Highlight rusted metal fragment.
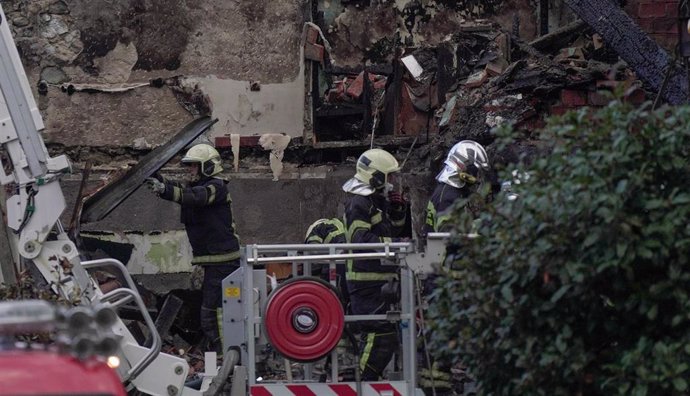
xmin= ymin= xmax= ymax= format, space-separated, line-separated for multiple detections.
xmin=564 ymin=0 xmax=688 ymax=104
xmin=80 ymin=116 xmax=217 ymax=223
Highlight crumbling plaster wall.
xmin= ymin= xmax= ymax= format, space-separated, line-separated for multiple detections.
xmin=1 ymin=0 xmax=308 ymax=147
xmin=320 ymin=0 xmax=538 ymax=66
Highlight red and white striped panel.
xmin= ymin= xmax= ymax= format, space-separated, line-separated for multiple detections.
xmin=250 ymin=381 xmax=409 ymax=396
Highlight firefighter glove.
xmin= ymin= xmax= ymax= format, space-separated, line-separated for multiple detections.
xmin=146 ymin=177 xmax=165 ymax=195
xmin=388 ymin=191 xmax=408 ymax=208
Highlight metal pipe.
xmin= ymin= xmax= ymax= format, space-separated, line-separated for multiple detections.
xmin=99 ymin=287 xmax=160 ymax=382
xmin=426 ymin=232 xmax=451 ymax=239
xmin=248 ymin=252 xmax=398 ymax=264
xmin=247 ymin=242 xmax=413 ymax=252
xmin=81 ymin=258 xmax=161 ymax=382
xmin=252 ymin=313 xmax=412 ymax=324
xmin=416 ymin=274 xmax=436 ymax=396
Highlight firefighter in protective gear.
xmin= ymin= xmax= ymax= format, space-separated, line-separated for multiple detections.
xmin=304 ymin=218 xmax=349 ymax=304
xmin=423 ymin=140 xmax=490 ymax=234
xmin=342 ymin=148 xmax=409 ymax=381
xmin=420 ymin=140 xmax=490 ymax=395
xmin=146 ymin=143 xmax=240 ymax=355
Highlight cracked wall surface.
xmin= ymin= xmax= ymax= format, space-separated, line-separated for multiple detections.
xmin=0 ymin=0 xmax=534 ymax=279
xmin=1 ymin=0 xmax=308 ymax=148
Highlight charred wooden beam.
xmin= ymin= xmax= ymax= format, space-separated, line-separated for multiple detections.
xmin=530 ymin=20 xmax=588 ymax=51
xmin=539 ymin=0 xmax=549 ymax=36
xmin=564 ymin=0 xmax=688 ymax=104
xmin=361 ymin=69 xmax=373 ymax=136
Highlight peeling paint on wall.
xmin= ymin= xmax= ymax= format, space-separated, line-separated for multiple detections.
xmin=5 ymin=0 xmax=307 ymax=149
xmin=81 ymin=230 xmax=193 ymax=274
xmin=259 ymin=133 xmax=292 ymax=181
xmin=230 ymin=134 xmax=240 ymax=171
xmin=145 ymin=239 xmax=182 ymax=274
xmin=178 ymin=71 xmax=305 ymax=139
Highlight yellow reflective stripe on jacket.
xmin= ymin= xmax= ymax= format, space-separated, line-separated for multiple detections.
xmin=207 ymin=184 xmax=217 ymax=204
xmin=173 ymin=185 xmax=182 ymax=202
xmin=419 ymin=378 xmax=452 ymax=389
xmin=420 ymin=367 xmax=451 ymax=381
xmin=436 ymin=213 xmax=451 ymax=232
xmin=323 ymin=229 xmax=342 ymax=244
xmin=307 ymin=235 xmax=324 ymax=244
xmin=191 ymin=250 xmax=241 ymax=264
xmin=347 ymin=219 xmax=371 ymax=241
xmin=327 ymin=218 xmax=346 ymax=234
xmin=371 ymin=211 xmax=383 ymax=225
xmin=425 ymin=200 xmax=436 ymax=230
xmin=420 ymin=365 xmax=452 ymax=389
xmin=216 ymin=307 xmax=223 ymax=352
xmin=360 ymin=333 xmax=376 ymax=372
xmin=346 ymin=271 xmax=398 ymax=281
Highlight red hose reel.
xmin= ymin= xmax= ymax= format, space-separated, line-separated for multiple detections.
xmin=263 ymin=277 xmax=345 ymax=362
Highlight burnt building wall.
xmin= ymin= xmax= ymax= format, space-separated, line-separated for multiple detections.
xmin=1 ymin=0 xmax=309 ymax=148
xmin=320 ymin=0 xmax=538 ymax=66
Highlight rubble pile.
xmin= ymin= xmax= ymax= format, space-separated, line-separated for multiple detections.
xmin=391 ymin=21 xmax=648 ymax=173
xmin=307 ymin=14 xmax=648 ymax=175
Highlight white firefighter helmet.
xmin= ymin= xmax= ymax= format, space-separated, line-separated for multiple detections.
xmin=343 ymin=148 xmax=400 ymax=195
xmin=182 ymin=144 xmax=223 ymax=177
xmin=436 ymin=140 xmax=490 ymax=188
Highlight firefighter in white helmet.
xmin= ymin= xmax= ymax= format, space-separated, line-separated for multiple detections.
xmin=342 ymin=148 xmax=409 ymax=381
xmin=146 ymin=143 xmax=240 ymax=356
xmin=420 ymin=140 xmax=490 ymax=394
xmin=423 ymin=140 xmax=490 ymax=234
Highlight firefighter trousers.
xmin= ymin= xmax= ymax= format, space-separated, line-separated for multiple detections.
xmin=350 ymin=289 xmax=399 ymax=380
xmin=200 ymin=261 xmax=239 ymax=355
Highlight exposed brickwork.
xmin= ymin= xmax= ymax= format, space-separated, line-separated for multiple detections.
xmin=560 ymin=89 xmax=588 ymax=107
xmin=639 ymin=2 xmax=670 ymax=18
xmin=587 ymin=91 xmax=611 ymax=107
xmin=627 ymin=0 xmax=680 ymax=51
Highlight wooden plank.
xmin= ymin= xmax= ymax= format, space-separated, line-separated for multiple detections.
xmin=144 ymin=293 xmax=183 ymax=348
xmin=564 ymin=0 xmax=688 ymax=104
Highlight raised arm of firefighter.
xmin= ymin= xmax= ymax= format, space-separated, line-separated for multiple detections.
xmin=146 ymin=143 xmax=240 ymax=356
xmin=341 ymin=148 xmax=406 ymax=381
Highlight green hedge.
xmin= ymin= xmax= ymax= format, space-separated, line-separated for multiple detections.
xmin=427 ymin=101 xmax=690 ymax=395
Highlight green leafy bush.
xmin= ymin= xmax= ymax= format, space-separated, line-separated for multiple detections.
xmin=427 ymin=101 xmax=690 ymax=395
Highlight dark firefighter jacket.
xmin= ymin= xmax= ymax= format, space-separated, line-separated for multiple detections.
xmin=305 ymin=218 xmax=349 ymax=302
xmin=159 ymin=176 xmax=240 ymax=265
xmin=423 ymin=182 xmax=470 ymax=234
xmin=305 ymin=218 xmax=347 ymax=244
xmin=344 ymin=193 xmax=406 ymax=294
